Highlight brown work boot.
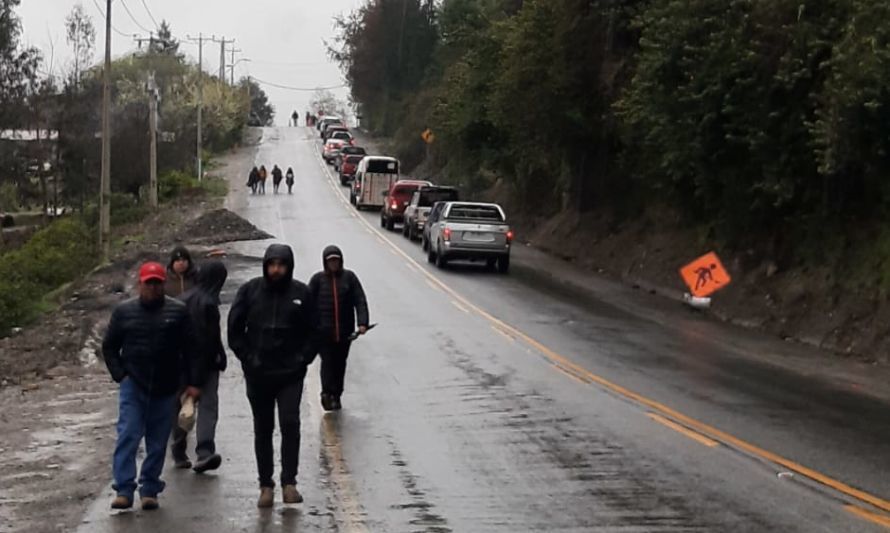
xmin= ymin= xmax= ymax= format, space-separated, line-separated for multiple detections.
xmin=110 ymin=495 xmax=132 ymax=510
xmin=257 ymin=487 xmax=274 ymax=508
xmin=141 ymin=496 xmax=159 ymax=511
xmin=282 ymin=484 xmax=303 ymax=504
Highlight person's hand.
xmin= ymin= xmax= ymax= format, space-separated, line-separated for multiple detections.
xmin=185 ymin=386 xmax=202 ymax=399
xmin=358 ymin=325 xmax=368 ymax=335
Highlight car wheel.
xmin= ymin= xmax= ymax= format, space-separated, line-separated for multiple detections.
xmin=486 ymin=258 xmax=497 ymax=271
xmin=380 ymin=214 xmax=386 ymax=228
xmin=408 ymin=224 xmax=416 ymax=241
xmin=497 ymin=255 xmax=510 ymax=274
xmin=386 ymin=217 xmax=395 ymax=231
xmin=402 ymin=221 xmax=410 ymax=237
xmin=435 ymin=243 xmax=448 ymax=269
xmin=427 ymin=246 xmax=435 ymax=264
xmin=422 ymin=235 xmax=429 ymax=252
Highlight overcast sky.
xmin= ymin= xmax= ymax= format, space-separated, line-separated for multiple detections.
xmin=17 ymin=0 xmax=364 ymax=125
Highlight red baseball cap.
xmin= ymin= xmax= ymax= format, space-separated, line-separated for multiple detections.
xmin=139 ymin=262 xmax=167 ymax=283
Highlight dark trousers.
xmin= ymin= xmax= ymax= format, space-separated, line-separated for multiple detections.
xmin=320 ymin=340 xmax=352 ymax=398
xmin=246 ymin=370 xmax=306 ymax=488
xmin=171 ymin=370 xmax=220 ymax=461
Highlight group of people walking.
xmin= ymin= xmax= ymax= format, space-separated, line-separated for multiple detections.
xmin=102 ymin=243 xmax=369 ymax=511
xmin=247 ymin=165 xmax=295 ymax=195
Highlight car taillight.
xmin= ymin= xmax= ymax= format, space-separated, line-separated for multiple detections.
xmin=443 ymin=227 xmax=452 ymax=241
xmin=391 ymin=202 xmax=398 ymax=210
xmin=506 ymin=230 xmax=514 ymax=243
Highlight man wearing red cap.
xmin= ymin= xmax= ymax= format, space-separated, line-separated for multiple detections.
xmin=102 ymin=261 xmax=201 ymax=511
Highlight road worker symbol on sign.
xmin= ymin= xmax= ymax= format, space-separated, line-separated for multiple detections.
xmin=421 ymin=128 xmax=435 ymax=144
xmin=680 ymin=252 xmax=731 ymax=298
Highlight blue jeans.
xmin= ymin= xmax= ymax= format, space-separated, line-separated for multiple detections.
xmin=112 ymin=378 xmax=177 ymax=499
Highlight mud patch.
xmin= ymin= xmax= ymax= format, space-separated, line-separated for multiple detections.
xmin=174 ymin=209 xmax=273 ymax=245
xmin=0 ymin=365 xmax=114 ymax=533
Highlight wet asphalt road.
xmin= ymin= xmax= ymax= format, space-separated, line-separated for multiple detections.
xmin=77 ymin=127 xmax=889 ymax=532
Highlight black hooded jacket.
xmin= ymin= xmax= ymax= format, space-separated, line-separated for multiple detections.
xmin=102 ymin=295 xmax=199 ymax=396
xmin=227 ymin=244 xmax=317 ymax=378
xmin=165 ymin=246 xmax=198 ymax=299
xmin=181 ymin=261 xmax=228 ymax=380
xmin=308 ymin=245 xmax=369 ymax=343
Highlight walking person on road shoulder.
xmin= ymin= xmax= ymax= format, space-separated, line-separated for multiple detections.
xmin=285 ymin=167 xmax=295 ymax=195
xmin=259 ymin=166 xmax=268 ymax=195
xmin=165 ymin=246 xmax=197 ymax=299
xmin=272 ymin=165 xmax=283 ymax=194
xmin=248 ymin=166 xmax=259 ymax=195
xmin=170 ymin=261 xmax=228 ymax=473
xmin=102 ymin=262 xmax=201 ymax=511
xmin=227 ymin=244 xmax=317 ymax=508
xmin=308 ymin=245 xmax=369 ymax=411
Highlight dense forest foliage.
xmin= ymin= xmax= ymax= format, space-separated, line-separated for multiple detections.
xmin=331 ymin=0 xmax=890 ymax=255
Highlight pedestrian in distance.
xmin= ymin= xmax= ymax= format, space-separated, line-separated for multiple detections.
xmin=170 ymin=261 xmax=228 ymax=473
xmin=165 ymin=246 xmax=198 ymax=299
xmin=248 ymin=166 xmax=259 ymax=195
xmin=291 ymin=110 xmax=299 ymax=127
xmin=102 ymin=262 xmax=202 ymax=511
xmin=259 ymin=165 xmax=268 ymax=195
xmin=285 ymin=167 xmax=295 ymax=195
xmin=272 ymin=165 xmax=283 ymax=195
xmin=308 ymin=245 xmax=369 ymax=412
xmin=227 ymin=244 xmax=317 ymax=508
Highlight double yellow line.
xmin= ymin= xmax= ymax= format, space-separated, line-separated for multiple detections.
xmin=313 ymin=140 xmax=890 ymax=528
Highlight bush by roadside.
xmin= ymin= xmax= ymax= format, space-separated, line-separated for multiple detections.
xmin=0 ymin=217 xmax=96 ymax=334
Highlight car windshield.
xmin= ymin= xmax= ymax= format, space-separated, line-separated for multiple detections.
xmin=447 ymin=205 xmax=504 ymax=222
xmin=366 ymin=159 xmax=398 ymax=174
xmin=342 ymin=147 xmax=367 ymax=155
xmin=345 ymin=155 xmax=364 ymax=164
xmin=419 ymin=189 xmax=459 ymax=207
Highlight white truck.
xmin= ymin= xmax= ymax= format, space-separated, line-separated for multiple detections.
xmin=351 ymin=156 xmax=400 ymax=210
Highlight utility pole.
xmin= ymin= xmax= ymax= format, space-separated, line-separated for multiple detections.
xmin=99 ymin=0 xmax=112 ymax=260
xmin=148 ymin=72 xmax=159 ymax=209
xmin=186 ymin=33 xmax=205 ymax=181
xmin=229 ymin=47 xmax=242 ymax=85
xmin=208 ymin=36 xmax=235 ymax=83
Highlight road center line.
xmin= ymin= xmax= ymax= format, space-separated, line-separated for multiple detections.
xmin=648 ymin=413 xmax=719 ymax=448
xmin=845 ymin=505 xmax=890 ymax=529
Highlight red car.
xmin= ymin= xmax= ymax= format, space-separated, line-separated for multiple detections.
xmin=380 ymin=179 xmax=433 ymax=231
xmin=339 ymin=154 xmax=365 ymax=185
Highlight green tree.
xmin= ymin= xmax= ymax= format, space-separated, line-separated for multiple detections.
xmin=65 ymin=3 xmax=95 ymax=86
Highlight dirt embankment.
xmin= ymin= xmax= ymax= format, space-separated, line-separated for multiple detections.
xmin=514 ymin=207 xmax=890 ymax=365
xmin=0 ymin=129 xmax=266 ymax=533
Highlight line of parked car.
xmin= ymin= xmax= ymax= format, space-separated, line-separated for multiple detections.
xmin=317 ymin=116 xmax=513 ymax=274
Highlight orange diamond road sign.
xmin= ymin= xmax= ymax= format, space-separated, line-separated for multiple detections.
xmin=421 ymin=128 xmax=435 ymax=144
xmin=680 ymin=252 xmax=731 ymax=298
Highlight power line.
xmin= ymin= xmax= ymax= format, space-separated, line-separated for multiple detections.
xmin=90 ymin=0 xmax=132 ymax=37
xmin=251 ymin=77 xmax=347 ymax=92
xmin=140 ymin=0 xmax=160 ymax=29
xmin=119 ymin=0 xmax=153 ymax=34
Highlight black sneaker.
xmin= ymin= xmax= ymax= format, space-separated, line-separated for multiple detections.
xmin=331 ymin=397 xmax=342 ymax=411
xmin=320 ymin=394 xmax=333 ymax=412
xmin=173 ymin=457 xmax=192 ymax=469
xmin=193 ymin=454 xmax=222 ymax=473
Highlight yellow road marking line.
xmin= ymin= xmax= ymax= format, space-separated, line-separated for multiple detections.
xmin=425 ymin=279 xmax=442 ymax=293
xmin=320 ymin=417 xmax=371 ymax=533
xmin=451 ymin=300 xmax=470 ymax=314
xmin=317 ymin=138 xmax=890 ymax=514
xmin=553 ymin=364 xmax=586 ymax=385
xmin=491 ymin=325 xmax=516 ymax=343
xmin=845 ymin=505 xmax=890 ymax=529
xmin=648 ymin=413 xmax=719 ymax=448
